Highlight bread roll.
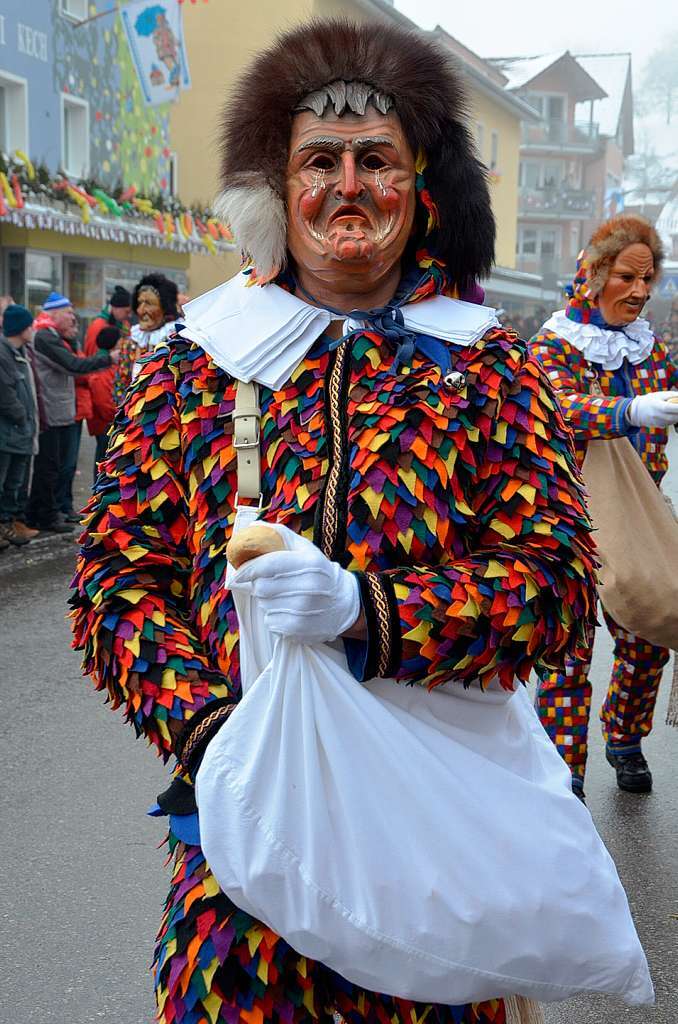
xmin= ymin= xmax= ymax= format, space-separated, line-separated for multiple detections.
xmin=227 ymin=524 xmax=285 ymax=568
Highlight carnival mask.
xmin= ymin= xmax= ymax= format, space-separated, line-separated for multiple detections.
xmin=597 ymin=243 xmax=655 ymax=326
xmin=136 ymin=287 xmax=165 ymax=332
xmin=286 ymin=109 xmax=416 ymax=289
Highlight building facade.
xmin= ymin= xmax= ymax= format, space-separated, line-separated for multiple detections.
xmin=0 ymin=0 xmax=231 ymax=319
xmin=489 ymin=51 xmax=634 ymax=292
xmin=170 ymin=1 xmax=542 ymax=310
xmin=1 ymin=0 xmax=535 ymax=315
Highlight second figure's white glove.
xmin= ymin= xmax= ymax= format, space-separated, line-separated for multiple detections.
xmin=627 ymin=391 xmax=678 ymax=428
xmin=232 ymin=542 xmax=360 ymax=643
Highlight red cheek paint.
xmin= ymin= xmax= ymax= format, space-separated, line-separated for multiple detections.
xmin=299 ymin=187 xmax=326 ymax=220
xmin=372 ymin=185 xmax=401 ymax=212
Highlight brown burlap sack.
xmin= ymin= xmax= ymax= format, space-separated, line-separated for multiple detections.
xmin=582 ymin=436 xmax=678 ymax=651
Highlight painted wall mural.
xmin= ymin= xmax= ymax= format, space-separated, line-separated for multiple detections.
xmin=51 ymin=1 xmax=173 ymax=193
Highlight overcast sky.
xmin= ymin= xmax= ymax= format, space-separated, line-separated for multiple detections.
xmin=394 ymin=0 xmax=675 ymax=82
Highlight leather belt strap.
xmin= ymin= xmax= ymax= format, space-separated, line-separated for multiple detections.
xmin=233 ymin=380 xmax=261 ymax=502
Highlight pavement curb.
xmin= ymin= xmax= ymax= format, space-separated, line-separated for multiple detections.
xmin=0 ymin=530 xmax=80 ymax=575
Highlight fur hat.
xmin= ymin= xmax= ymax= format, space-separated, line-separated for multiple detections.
xmin=585 ymin=214 xmax=663 ymax=296
xmin=216 ymin=18 xmax=495 ymax=290
xmin=132 ymin=273 xmax=179 ymax=319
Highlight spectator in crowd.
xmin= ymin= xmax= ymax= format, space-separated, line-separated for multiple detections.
xmin=85 ymin=286 xmax=132 ymax=353
xmin=0 ymin=304 xmax=39 ymax=549
xmin=27 ymin=292 xmax=118 ymax=533
xmin=84 ymin=325 xmax=124 ymax=479
xmin=84 ymin=286 xmax=135 ymax=478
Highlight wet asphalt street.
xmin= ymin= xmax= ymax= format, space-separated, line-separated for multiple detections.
xmin=1 ymin=435 xmax=676 ymax=1024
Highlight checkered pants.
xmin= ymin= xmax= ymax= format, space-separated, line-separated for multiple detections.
xmin=536 ymin=610 xmax=670 ymax=782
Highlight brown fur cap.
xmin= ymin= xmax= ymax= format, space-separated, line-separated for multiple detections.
xmin=216 ymin=19 xmax=495 ymax=287
xmin=586 ymin=214 xmax=663 ymax=296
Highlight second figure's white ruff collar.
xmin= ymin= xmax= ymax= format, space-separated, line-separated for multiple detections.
xmin=131 ymin=320 xmax=177 ymax=351
xmin=181 ymin=272 xmax=500 ymax=389
xmin=541 ymin=309 xmax=655 ymax=371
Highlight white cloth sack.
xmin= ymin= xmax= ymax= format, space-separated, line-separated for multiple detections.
xmin=196 ymin=519 xmax=653 ymax=1007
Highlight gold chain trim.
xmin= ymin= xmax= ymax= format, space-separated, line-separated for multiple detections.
xmin=321 ymin=342 xmax=348 ymax=558
xmin=181 ymin=704 xmax=233 ymax=764
xmin=366 ymin=572 xmax=392 ymax=678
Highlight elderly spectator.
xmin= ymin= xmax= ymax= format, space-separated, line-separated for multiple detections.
xmin=26 ymin=292 xmax=118 ymax=533
xmin=0 ymin=304 xmax=38 ymax=548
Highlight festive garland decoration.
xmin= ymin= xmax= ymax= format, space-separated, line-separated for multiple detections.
xmin=0 ymin=149 xmax=234 ymax=250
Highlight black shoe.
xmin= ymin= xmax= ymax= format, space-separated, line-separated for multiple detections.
xmin=61 ymin=511 xmax=81 ymax=524
xmin=42 ymin=521 xmax=75 ymax=534
xmin=606 ymin=747 xmax=653 ymax=793
xmin=0 ymin=534 xmax=10 ymax=551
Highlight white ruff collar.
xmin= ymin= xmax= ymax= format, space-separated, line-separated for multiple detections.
xmin=131 ymin=320 xmax=176 ymax=350
xmin=542 ymin=309 xmax=655 ymax=370
xmin=180 ymin=272 xmax=500 ymax=389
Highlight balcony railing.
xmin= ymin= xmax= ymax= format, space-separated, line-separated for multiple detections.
xmin=521 ymin=120 xmax=600 ymax=149
xmin=515 ymin=254 xmax=577 ymax=283
xmin=519 ymin=186 xmax=597 ymax=218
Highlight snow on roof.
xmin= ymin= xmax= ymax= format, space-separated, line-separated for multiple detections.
xmin=574 ymin=53 xmax=630 ymax=137
xmin=488 ymin=53 xmax=564 ymax=92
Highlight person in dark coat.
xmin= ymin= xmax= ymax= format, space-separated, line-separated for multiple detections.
xmin=0 ymin=304 xmax=38 ymax=547
xmin=27 ymin=292 xmax=119 ymax=532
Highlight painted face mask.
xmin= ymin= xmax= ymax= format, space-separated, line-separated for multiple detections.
xmin=136 ymin=288 xmax=165 ymax=332
xmin=286 ymin=109 xmax=417 ymax=287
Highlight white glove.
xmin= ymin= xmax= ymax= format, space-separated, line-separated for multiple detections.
xmin=626 ymin=391 xmax=678 ymax=428
xmin=232 ymin=542 xmax=360 ymax=643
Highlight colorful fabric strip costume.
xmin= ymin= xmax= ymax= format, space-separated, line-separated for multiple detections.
xmin=71 ymin=20 xmax=599 ymax=1024
xmin=530 ymin=242 xmax=677 ymax=785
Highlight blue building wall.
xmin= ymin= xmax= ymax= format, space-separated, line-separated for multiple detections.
xmin=0 ymin=0 xmax=60 ymax=166
xmin=0 ymin=0 xmax=172 ymax=192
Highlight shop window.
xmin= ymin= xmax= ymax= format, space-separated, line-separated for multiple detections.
xmin=62 ymin=94 xmax=90 ymax=178
xmin=67 ymin=259 xmax=104 ymax=318
xmin=60 ymin=0 xmax=88 ymax=20
xmin=0 ymin=71 xmax=28 ymax=154
xmin=7 ymin=251 xmax=26 ymax=306
xmin=28 ymin=252 xmax=62 ymax=313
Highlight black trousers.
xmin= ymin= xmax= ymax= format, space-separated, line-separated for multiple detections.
xmin=0 ymin=451 xmax=31 ymax=522
xmin=55 ymin=419 xmax=82 ymax=514
xmin=27 ymin=425 xmax=71 ymax=528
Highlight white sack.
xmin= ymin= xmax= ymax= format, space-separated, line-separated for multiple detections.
xmin=196 ymin=520 xmax=653 ymax=1008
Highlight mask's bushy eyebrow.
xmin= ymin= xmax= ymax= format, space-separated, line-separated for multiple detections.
xmin=351 ymin=136 xmax=395 ymax=151
xmin=295 ymin=135 xmax=397 ymax=157
xmin=296 ymin=137 xmax=346 ymax=155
